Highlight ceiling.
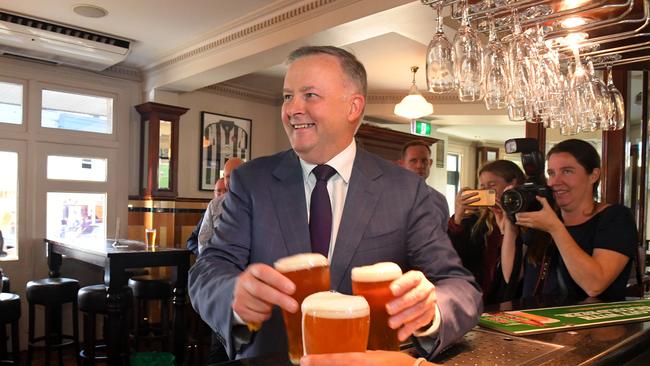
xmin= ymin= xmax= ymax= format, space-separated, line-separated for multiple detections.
xmin=0 ymin=0 xmax=522 ymax=143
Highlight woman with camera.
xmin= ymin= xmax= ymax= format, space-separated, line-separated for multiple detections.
xmin=502 ymin=139 xmax=637 ymax=300
xmin=448 ymin=160 xmax=525 ymax=304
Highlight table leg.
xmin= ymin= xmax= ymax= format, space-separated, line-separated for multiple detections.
xmin=106 ymin=283 xmax=129 ymax=365
xmin=172 ymin=258 xmax=189 ymax=364
xmin=46 ymin=240 xmax=62 ymax=278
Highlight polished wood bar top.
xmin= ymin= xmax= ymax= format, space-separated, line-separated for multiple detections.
xmin=212 ymin=295 xmax=650 ymax=366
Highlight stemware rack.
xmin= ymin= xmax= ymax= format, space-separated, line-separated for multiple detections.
xmin=421 ymin=0 xmax=650 ymax=68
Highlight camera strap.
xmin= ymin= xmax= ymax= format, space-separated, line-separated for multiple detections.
xmin=533 ymin=247 xmax=551 ymax=296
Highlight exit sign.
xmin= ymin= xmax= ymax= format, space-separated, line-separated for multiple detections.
xmin=411 ymin=120 xmax=431 ymax=136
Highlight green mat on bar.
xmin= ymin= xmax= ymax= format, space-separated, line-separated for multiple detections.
xmin=130 ymin=352 xmax=175 ymax=366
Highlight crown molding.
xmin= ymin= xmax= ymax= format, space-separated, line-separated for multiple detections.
xmin=368 ymin=92 xmax=468 ymax=104
xmin=102 ymin=64 xmax=143 ymax=81
xmin=149 ymin=0 xmax=343 ymax=72
xmin=200 ymin=82 xmax=281 ymax=106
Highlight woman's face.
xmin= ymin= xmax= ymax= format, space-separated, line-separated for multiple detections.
xmin=479 ymin=171 xmax=512 ymax=201
xmin=547 ymin=152 xmax=599 ymax=211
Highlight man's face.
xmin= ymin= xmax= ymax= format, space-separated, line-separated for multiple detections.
xmin=214 ymin=179 xmax=226 ymax=198
xmin=281 ymin=54 xmax=365 ymax=164
xmin=400 ymin=145 xmax=432 ymax=179
xmin=223 ymin=158 xmax=243 ymax=191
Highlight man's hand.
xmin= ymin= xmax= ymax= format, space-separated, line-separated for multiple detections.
xmin=386 ymin=271 xmax=437 ymax=341
xmin=232 ymin=263 xmax=298 ymax=324
xmin=301 ymin=350 xmax=436 ymax=366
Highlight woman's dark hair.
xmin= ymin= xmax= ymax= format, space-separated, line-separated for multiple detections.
xmin=546 ymin=139 xmax=601 ymax=198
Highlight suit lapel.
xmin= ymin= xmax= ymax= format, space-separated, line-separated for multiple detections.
xmin=330 ymin=149 xmax=383 ymax=290
xmin=269 ymin=151 xmax=311 ymax=256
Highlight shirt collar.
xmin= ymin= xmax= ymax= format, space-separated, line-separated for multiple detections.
xmin=299 ymin=140 xmax=356 ymax=184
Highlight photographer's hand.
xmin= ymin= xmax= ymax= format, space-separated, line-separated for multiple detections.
xmin=453 ymin=187 xmax=479 ymax=225
xmin=514 ymin=196 xmax=563 ymax=234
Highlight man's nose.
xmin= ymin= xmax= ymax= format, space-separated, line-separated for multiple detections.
xmin=283 ymin=97 xmax=304 ymax=116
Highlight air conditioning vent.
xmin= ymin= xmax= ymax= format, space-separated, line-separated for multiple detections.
xmin=0 ymin=10 xmax=131 ymax=71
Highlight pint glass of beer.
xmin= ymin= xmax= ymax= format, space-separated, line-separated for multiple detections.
xmin=274 ymin=253 xmax=330 ymax=364
xmin=302 ymin=291 xmax=369 ymax=355
xmin=351 ymin=262 xmax=403 ymax=351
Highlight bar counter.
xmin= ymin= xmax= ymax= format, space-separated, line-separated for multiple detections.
xmin=213 ymin=295 xmax=650 ymax=366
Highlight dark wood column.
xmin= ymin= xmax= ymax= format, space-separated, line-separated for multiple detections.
xmin=601 ymin=68 xmax=629 ymax=205
xmin=135 ymin=102 xmax=189 ymax=199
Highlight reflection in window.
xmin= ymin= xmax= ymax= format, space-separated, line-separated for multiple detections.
xmin=47 ymin=156 xmax=107 ymax=182
xmin=46 ymin=192 xmax=106 ymax=242
xmin=158 ymin=120 xmax=171 ymax=190
xmin=0 ymin=151 xmax=18 ymax=260
xmin=0 ymin=82 xmax=23 ymax=125
xmin=41 ymin=89 xmax=113 ymax=134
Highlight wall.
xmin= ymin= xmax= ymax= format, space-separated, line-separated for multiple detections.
xmin=130 ymin=89 xmax=286 ymax=199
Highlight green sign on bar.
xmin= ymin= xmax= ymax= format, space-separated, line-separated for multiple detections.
xmin=413 ymin=120 xmax=431 ymax=136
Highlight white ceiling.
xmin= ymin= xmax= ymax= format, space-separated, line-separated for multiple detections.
xmin=0 ymin=0 xmax=522 ymax=144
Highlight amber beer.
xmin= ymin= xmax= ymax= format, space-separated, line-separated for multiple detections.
xmin=145 ymin=228 xmax=156 ymax=247
xmin=302 ymin=291 xmax=369 ymax=355
xmin=351 ymin=262 xmax=403 ymax=351
xmin=274 ymin=253 xmax=330 ymax=364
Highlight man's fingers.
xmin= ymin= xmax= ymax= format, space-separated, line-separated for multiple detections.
xmin=397 ymin=307 xmax=437 ymax=341
xmin=389 ymin=271 xmax=422 ymax=299
xmin=249 ymin=264 xmax=296 ymax=294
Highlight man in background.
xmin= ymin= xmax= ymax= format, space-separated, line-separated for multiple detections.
xmin=186 ymin=177 xmax=226 ymax=255
xmin=197 ymin=158 xmax=243 ymax=254
xmin=399 ymin=140 xmax=450 ymax=228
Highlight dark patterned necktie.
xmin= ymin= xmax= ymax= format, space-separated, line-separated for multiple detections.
xmin=309 ymin=165 xmax=337 ymax=257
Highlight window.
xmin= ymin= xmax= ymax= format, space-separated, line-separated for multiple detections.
xmin=446 ymin=153 xmax=460 ymax=215
xmin=0 ymin=81 xmax=23 ymax=125
xmin=47 ymin=155 xmax=107 ymax=182
xmin=46 ymin=192 xmax=106 ymax=243
xmin=41 ymin=89 xmax=113 ymax=134
xmin=0 ymin=151 xmax=18 ymax=259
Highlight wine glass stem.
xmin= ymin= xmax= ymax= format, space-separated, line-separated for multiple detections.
xmin=436 ymin=3 xmax=443 ymax=33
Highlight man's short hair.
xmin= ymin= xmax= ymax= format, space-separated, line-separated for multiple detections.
xmin=401 ymin=140 xmax=432 ymax=159
xmin=286 ymin=46 xmax=367 ymax=98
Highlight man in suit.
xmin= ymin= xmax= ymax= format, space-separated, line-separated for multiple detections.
xmin=399 ymin=140 xmax=450 ymax=228
xmin=188 ymin=46 xmax=482 ymax=363
xmin=186 ymin=177 xmax=226 ymax=256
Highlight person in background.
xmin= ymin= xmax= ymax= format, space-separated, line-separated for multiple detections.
xmin=197 ymin=158 xmax=244 ymax=254
xmin=189 ymin=45 xmax=481 ymax=362
xmin=448 ymin=160 xmax=525 ymax=304
xmin=398 ymin=140 xmax=449 ymax=228
xmin=502 ymin=139 xmax=637 ymax=300
xmin=186 ymin=177 xmax=226 ymax=256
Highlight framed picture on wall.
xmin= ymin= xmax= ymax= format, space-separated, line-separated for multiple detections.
xmin=199 ymin=111 xmax=252 ymax=191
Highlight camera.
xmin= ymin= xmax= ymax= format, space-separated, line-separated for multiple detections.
xmin=501 ymin=138 xmax=554 ymax=222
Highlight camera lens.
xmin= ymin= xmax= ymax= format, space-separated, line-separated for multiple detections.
xmin=501 ymin=189 xmax=524 ymax=214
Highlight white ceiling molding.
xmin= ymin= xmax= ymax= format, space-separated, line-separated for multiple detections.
xmin=201 ymin=83 xmax=281 ymax=106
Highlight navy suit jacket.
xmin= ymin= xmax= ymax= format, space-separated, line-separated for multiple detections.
xmin=188 ymin=146 xmax=482 ymax=360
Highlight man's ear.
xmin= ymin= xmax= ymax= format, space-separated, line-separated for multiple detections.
xmin=348 ymin=94 xmax=365 ymax=122
xmin=397 ymin=159 xmax=405 ymax=167
xmin=427 ymin=158 xmax=433 ymax=167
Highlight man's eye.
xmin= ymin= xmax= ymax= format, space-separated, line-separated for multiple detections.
xmin=283 ymin=94 xmax=292 ymax=101
xmin=305 ymin=93 xmax=317 ymax=98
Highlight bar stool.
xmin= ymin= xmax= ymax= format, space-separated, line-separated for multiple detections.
xmin=0 ymin=274 xmax=11 ymax=360
xmin=78 ymin=284 xmax=132 ymax=365
xmin=26 ymin=277 xmax=81 ymax=366
xmin=0 ymin=293 xmax=20 ymax=364
xmin=128 ymin=275 xmax=172 ymax=351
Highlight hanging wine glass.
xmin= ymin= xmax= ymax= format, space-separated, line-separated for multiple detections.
xmin=534 ymin=26 xmax=562 ymax=126
xmin=507 ymin=8 xmax=537 ymax=121
xmin=452 ymin=0 xmax=484 ymax=102
xmin=606 ymin=65 xmax=625 ymax=130
xmin=483 ymin=1 xmax=509 ymax=110
xmin=426 ymin=3 xmax=455 ymax=94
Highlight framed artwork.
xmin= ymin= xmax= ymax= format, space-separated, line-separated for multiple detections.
xmin=199 ymin=111 xmax=251 ymax=190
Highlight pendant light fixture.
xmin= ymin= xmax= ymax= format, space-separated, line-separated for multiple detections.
xmin=394 ymin=66 xmax=434 ymax=119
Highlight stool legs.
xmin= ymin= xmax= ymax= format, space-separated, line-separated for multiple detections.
xmin=28 ymin=302 xmax=81 ymax=366
xmin=10 ymin=320 xmax=19 ymax=364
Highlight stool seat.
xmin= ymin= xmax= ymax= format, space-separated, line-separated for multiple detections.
xmin=1 ymin=276 xmax=9 ymax=293
xmin=27 ymin=278 xmax=79 ymax=304
xmin=0 ymin=293 xmax=20 ymax=324
xmin=78 ymin=285 xmax=132 ymax=314
xmin=128 ymin=275 xmax=172 ymax=300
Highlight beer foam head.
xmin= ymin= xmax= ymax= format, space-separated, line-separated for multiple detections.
xmin=302 ymin=291 xmax=369 ymax=319
xmin=351 ymin=262 xmax=402 ymax=282
xmin=274 ymin=253 xmax=328 ymax=273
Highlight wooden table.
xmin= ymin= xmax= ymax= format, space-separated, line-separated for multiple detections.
xmin=46 ymin=238 xmax=190 ymax=365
